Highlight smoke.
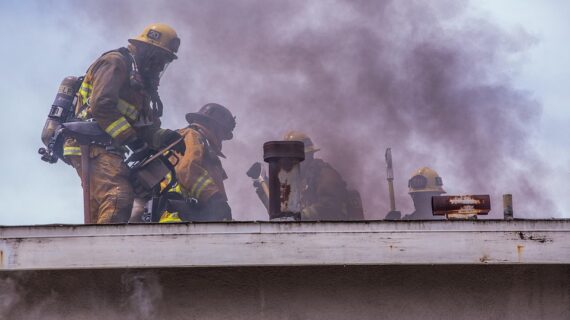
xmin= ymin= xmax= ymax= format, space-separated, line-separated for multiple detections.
xmin=0 ymin=276 xmax=23 ymax=318
xmin=0 ymin=272 xmax=60 ymax=319
xmin=122 ymin=271 xmax=163 ymax=319
xmin=68 ymin=0 xmax=554 ymax=219
xmin=0 ymin=271 xmax=164 ymax=319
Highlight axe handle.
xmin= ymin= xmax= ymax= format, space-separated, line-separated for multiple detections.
xmin=260 ymin=179 xmax=270 ymax=202
xmin=251 ymin=179 xmax=270 ymax=211
xmin=80 ymin=145 xmax=91 ymax=224
xmin=387 ymin=179 xmax=396 ymax=212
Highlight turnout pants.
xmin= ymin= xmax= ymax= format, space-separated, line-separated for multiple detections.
xmin=69 ymin=146 xmax=133 ymax=223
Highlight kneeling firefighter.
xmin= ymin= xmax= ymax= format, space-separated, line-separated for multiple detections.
xmin=60 ymin=23 xmax=185 ymax=223
xmin=157 ymin=103 xmax=236 ymax=223
xmin=248 ymin=131 xmax=364 ymax=221
xmin=284 ymin=131 xmax=364 ymax=221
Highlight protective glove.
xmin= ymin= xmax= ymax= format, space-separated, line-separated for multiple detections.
xmin=126 ymin=138 xmax=151 ymax=163
xmin=161 ymin=129 xmax=186 ymax=155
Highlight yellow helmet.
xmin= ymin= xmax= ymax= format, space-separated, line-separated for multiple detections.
xmin=408 ymin=167 xmax=445 ymax=194
xmin=283 ymin=131 xmax=320 ymax=153
xmin=129 ymin=23 xmax=180 ymax=59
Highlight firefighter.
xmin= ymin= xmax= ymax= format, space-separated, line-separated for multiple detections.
xmin=158 ymin=103 xmax=236 ymax=223
xmin=64 ymin=23 xmax=185 ymax=223
xmin=282 ymin=131 xmax=364 ymax=221
xmin=402 ymin=167 xmax=446 ymax=220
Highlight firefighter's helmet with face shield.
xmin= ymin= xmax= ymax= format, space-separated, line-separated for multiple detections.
xmin=408 ymin=167 xmax=445 ymax=194
xmin=282 ymin=131 xmax=320 ymax=153
xmin=129 ymin=23 xmax=180 ymax=60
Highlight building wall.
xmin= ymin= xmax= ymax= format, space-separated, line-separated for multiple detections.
xmin=1 ymin=265 xmax=569 ymax=320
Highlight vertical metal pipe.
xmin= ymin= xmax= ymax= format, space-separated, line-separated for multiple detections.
xmin=387 ymin=181 xmax=396 ymax=212
xmin=263 ymin=141 xmax=305 ymax=220
xmin=503 ymin=194 xmax=513 ymax=220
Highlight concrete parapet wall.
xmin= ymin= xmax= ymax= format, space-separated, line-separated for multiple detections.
xmin=1 ymin=220 xmax=570 ymax=270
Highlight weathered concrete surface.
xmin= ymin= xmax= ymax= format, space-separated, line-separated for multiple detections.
xmin=1 ymin=220 xmax=570 ymax=270
xmin=1 ymin=265 xmax=569 ymax=320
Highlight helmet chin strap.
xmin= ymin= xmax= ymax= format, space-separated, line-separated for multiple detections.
xmin=151 ymin=90 xmax=164 ymax=118
xmin=159 ymin=62 xmax=170 ymax=80
xmin=145 ymin=76 xmax=163 ymax=118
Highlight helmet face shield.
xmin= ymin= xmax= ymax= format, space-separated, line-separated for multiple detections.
xmin=159 ymin=61 xmax=170 ymax=80
xmin=435 ymin=176 xmax=443 ymax=186
xmin=408 ymin=175 xmax=428 ymax=189
xmin=138 ymin=46 xmax=173 ymax=85
xmin=168 ymin=37 xmax=180 ymax=57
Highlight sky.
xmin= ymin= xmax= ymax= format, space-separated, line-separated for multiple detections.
xmin=474 ymin=0 xmax=570 ymax=216
xmin=0 ymin=0 xmax=568 ymax=225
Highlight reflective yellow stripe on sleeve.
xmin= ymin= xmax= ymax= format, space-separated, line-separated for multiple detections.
xmin=63 ymin=146 xmax=81 ymax=156
xmin=195 ymin=178 xmax=214 ymax=200
xmin=190 ymin=172 xmax=208 ymax=197
xmin=105 ymin=116 xmax=132 ymax=139
xmin=190 ymin=171 xmax=214 ymax=200
xmin=117 ymin=99 xmax=139 ymax=121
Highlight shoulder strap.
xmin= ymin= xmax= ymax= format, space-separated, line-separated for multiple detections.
xmin=83 ymin=47 xmax=134 ymax=84
xmin=99 ymin=47 xmax=134 ymax=73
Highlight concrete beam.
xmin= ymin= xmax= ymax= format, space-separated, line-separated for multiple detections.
xmin=1 ymin=220 xmax=569 ymax=270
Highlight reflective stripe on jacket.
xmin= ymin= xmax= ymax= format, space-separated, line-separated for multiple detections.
xmin=157 ymin=126 xmax=228 ymax=223
xmin=63 ymin=146 xmax=81 ymax=157
xmin=172 ymin=127 xmax=228 ymax=204
xmin=73 ymin=50 xmax=161 ymax=147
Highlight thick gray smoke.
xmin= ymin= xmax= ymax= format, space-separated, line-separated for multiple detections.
xmin=0 ymin=276 xmax=22 ymax=318
xmin=69 ymin=0 xmax=553 ymax=219
xmin=0 ymin=272 xmax=163 ymax=319
xmin=122 ymin=271 xmax=163 ymax=320
xmin=0 ymin=273 xmax=59 ymax=319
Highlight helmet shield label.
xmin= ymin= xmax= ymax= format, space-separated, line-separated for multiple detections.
xmin=147 ymin=30 xmax=161 ymax=40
